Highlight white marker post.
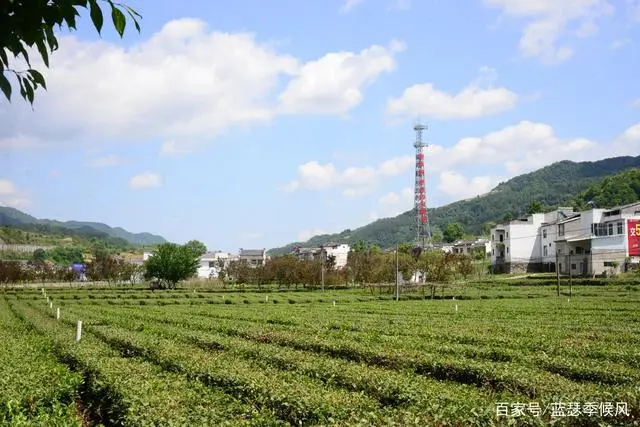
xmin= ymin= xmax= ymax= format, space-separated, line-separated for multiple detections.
xmin=266 ymin=295 xmax=269 ymax=302
xmin=49 ymin=301 xmax=53 ymax=310
xmin=455 ymin=304 xmax=458 ymax=313
xmin=56 ymin=307 xmax=60 ymax=320
xmin=76 ymin=320 xmax=83 ymax=342
xmin=332 ymin=300 xmax=336 ymax=307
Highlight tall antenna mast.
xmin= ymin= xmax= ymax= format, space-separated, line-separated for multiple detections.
xmin=413 ymin=121 xmax=432 ymax=248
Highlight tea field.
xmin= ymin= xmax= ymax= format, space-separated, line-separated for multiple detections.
xmin=1 ymin=285 xmax=639 ymax=426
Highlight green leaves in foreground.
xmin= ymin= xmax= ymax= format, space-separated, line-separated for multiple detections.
xmin=1 ymin=0 xmax=142 ymax=104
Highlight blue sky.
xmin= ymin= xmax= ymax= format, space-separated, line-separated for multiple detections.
xmin=1 ymin=0 xmax=639 ymax=252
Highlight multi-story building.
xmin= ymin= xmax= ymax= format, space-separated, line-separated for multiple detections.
xmin=491 ymin=202 xmax=640 ymax=276
xmin=292 ymin=243 xmax=350 ymax=269
xmin=451 ymin=239 xmax=491 ymax=257
xmin=197 ymin=251 xmax=231 ymax=279
xmin=239 ymin=248 xmax=267 ymax=267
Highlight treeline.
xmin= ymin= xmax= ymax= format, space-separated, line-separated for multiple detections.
xmin=0 ymin=249 xmax=144 ymax=286
xmin=222 ymin=245 xmax=482 ymax=293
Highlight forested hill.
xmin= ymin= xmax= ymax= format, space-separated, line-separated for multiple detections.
xmin=269 ymin=155 xmax=640 ymax=255
xmin=0 ymin=206 xmax=167 ymax=246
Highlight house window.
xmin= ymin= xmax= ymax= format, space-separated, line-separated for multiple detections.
xmin=617 ymin=222 xmax=623 ymax=235
xmin=499 ymin=235 xmax=503 ymax=242
xmin=608 ymin=223 xmax=614 ymax=236
xmin=575 ymin=247 xmax=583 ymax=255
xmin=558 ymin=224 xmax=565 ymax=236
xmin=543 ymin=229 xmax=547 ymax=238
xmin=491 ymin=234 xmax=494 ymax=241
xmin=506 ymin=246 xmax=509 ymax=254
xmin=604 ymin=261 xmax=615 ymax=267
xmin=492 ymin=249 xmax=494 ymax=256
xmin=506 ymin=232 xmax=509 ymax=238
xmin=543 ymin=246 xmax=548 ymax=257
xmin=571 ymin=264 xmax=576 ymax=269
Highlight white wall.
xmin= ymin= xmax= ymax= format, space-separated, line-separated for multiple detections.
xmin=325 ymin=244 xmax=349 ymax=269
xmin=505 ymin=222 xmax=540 ymax=264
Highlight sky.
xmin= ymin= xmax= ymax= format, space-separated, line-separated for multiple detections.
xmin=1 ymin=0 xmax=639 ymax=252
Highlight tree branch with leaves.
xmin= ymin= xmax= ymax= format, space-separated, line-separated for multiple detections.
xmin=0 ymin=0 xmax=141 ymax=104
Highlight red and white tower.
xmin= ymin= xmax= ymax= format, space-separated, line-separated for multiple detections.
xmin=413 ymin=122 xmax=432 ymax=247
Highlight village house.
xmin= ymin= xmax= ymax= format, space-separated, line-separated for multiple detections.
xmin=490 ymin=202 xmax=640 ymax=276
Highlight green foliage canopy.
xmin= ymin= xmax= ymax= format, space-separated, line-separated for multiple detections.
xmin=144 ymin=243 xmax=200 ymax=289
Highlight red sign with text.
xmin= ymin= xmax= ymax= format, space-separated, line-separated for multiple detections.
xmin=628 ymin=219 xmax=640 ymax=256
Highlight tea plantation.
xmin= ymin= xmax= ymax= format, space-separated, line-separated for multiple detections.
xmin=1 ymin=284 xmax=638 ymax=426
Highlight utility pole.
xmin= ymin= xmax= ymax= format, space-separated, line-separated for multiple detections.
xmin=556 ymin=249 xmax=560 ymax=297
xmin=321 ymin=249 xmax=325 ymax=292
xmin=568 ymin=253 xmax=572 ymax=298
xmin=395 ymin=243 xmax=400 ymax=301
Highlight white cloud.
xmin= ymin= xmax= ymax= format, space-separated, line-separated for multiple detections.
xmin=340 ymin=0 xmax=411 ymax=13
xmin=628 ymin=0 xmax=640 ymax=21
xmin=378 ymin=187 xmax=413 ymax=205
xmin=0 ymin=179 xmax=16 ymax=196
xmin=437 ymin=171 xmax=503 ymax=199
xmin=342 ymin=187 xmax=374 ymax=197
xmin=340 ymin=0 xmax=366 ymax=13
xmin=0 ymin=18 xmax=402 ymax=153
xmin=302 ymin=120 xmax=640 ymax=206
xmin=297 ymin=229 xmax=328 ymax=241
xmin=610 ymin=38 xmax=631 ymax=50
xmin=425 ymin=120 xmax=640 ymax=178
xmin=130 ymin=172 xmax=162 ymax=189
xmin=0 ymin=179 xmax=31 ymax=208
xmin=630 ymin=99 xmax=640 ymax=108
xmin=282 ymin=155 xmax=414 ymax=193
xmin=278 ymin=40 xmax=404 ymax=115
xmin=484 ymin=0 xmax=614 ymax=63
xmin=386 ymin=67 xmax=518 ymax=120
xmin=0 ymin=198 xmax=32 ymax=209
xmin=89 ymin=155 xmax=123 ymax=168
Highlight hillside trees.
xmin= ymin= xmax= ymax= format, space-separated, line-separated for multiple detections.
xmin=443 ymin=223 xmax=465 ymax=243
xmin=1 ymin=0 xmax=141 ymax=104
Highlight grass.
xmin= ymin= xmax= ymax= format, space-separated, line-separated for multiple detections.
xmin=1 ymin=282 xmax=639 ymax=426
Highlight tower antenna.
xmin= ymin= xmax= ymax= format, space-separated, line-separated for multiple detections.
xmin=413 ymin=120 xmax=432 ymax=248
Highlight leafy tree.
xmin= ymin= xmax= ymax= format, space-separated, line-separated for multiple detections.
xmin=1 ymin=0 xmax=142 ymax=104
xmin=32 ymin=248 xmax=46 ymax=264
xmin=143 ymin=243 xmax=199 ymax=289
xmin=502 ymin=213 xmax=514 ymax=222
xmin=527 ymin=201 xmax=544 ymax=215
xmin=443 ymin=223 xmax=465 ymax=243
xmin=47 ymin=246 xmax=84 ymax=265
xmin=184 ymin=240 xmax=207 ymax=257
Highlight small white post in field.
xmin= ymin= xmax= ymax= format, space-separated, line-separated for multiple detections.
xmin=332 ymin=300 xmax=336 ymax=307
xmin=455 ymin=304 xmax=458 ymax=313
xmin=49 ymin=301 xmax=53 ymax=309
xmin=56 ymin=307 xmax=60 ymax=320
xmin=266 ymin=295 xmax=269 ymax=302
xmin=76 ymin=320 xmax=83 ymax=342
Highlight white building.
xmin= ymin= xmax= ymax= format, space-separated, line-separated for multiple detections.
xmin=322 ymin=243 xmax=350 ymax=269
xmin=491 ymin=202 xmax=640 ymax=276
xmin=292 ymin=243 xmax=350 ymax=269
xmin=451 ymin=239 xmax=491 ymax=257
xmin=239 ymin=248 xmax=268 ymax=267
xmin=490 ymin=208 xmax=574 ymax=273
xmin=197 ymin=251 xmax=231 ymax=279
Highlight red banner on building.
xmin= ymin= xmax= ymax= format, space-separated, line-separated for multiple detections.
xmin=627 ymin=219 xmax=640 ymax=256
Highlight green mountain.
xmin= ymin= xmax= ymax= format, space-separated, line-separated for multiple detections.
xmin=0 ymin=206 xmax=167 ymax=246
xmin=269 ymin=155 xmax=640 ymax=255
xmin=571 ymin=168 xmax=640 ymax=209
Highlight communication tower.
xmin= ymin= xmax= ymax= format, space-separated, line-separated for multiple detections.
xmin=413 ymin=122 xmax=432 ymax=247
